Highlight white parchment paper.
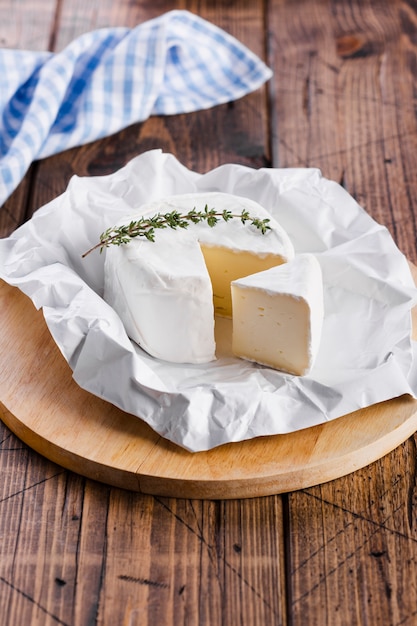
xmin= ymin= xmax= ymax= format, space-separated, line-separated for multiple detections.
xmin=1 ymin=149 xmax=417 ymax=451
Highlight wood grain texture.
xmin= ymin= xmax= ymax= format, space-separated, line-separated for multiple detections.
xmin=268 ymin=1 xmax=417 ymax=624
xmin=0 ymin=427 xmax=288 ymax=625
xmin=2 ymin=0 xmax=417 ymax=624
xmin=0 ymin=1 xmax=287 ymax=625
xmin=268 ymin=0 xmax=417 ymax=265
xmin=287 ymin=440 xmax=417 ymax=625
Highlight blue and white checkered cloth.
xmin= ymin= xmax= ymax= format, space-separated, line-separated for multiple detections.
xmin=0 ymin=10 xmax=272 ymax=207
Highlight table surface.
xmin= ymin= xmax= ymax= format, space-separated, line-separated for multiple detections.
xmin=2 ymin=1 xmax=417 ymax=624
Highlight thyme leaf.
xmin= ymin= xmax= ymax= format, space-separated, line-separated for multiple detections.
xmin=82 ymin=205 xmax=271 ymax=257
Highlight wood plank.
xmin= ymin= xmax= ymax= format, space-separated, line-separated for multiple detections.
xmin=268 ymin=0 xmax=417 ymax=264
xmin=89 ymin=495 xmax=287 ymax=625
xmin=0 ymin=0 xmax=58 ymax=238
xmin=267 ymin=1 xmax=417 ymax=622
xmin=0 ymin=175 xmax=33 ymax=239
xmin=287 ymin=441 xmax=417 ymax=625
xmin=0 ymin=0 xmax=57 ymax=50
xmin=0 ymin=1 xmax=289 ymax=625
xmin=0 ymin=421 xmax=288 ymax=625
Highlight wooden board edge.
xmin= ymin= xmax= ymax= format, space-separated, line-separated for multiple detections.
xmin=2 ymin=395 xmax=417 ymax=499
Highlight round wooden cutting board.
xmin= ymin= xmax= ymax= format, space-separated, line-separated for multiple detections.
xmin=1 ymin=276 xmax=417 ymax=500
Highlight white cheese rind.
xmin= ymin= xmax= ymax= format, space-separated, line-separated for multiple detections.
xmin=104 ymin=229 xmax=216 ymax=364
xmin=133 ymin=192 xmax=295 ymax=317
xmin=231 ymin=254 xmax=324 ymax=375
xmin=134 ymin=191 xmax=294 ymax=258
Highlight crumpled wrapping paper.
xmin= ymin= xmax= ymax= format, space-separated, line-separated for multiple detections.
xmin=1 ymin=149 xmax=417 ymax=451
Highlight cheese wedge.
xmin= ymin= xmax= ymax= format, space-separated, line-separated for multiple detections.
xmin=231 ymin=254 xmax=324 ymax=375
xmin=133 ymin=192 xmax=295 ymax=317
xmin=104 ymin=228 xmax=216 ymax=364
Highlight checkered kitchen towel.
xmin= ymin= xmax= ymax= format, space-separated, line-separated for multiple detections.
xmin=0 ymin=10 xmax=272 ymax=207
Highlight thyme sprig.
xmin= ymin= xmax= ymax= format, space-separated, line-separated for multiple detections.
xmin=82 ymin=205 xmax=271 ymax=257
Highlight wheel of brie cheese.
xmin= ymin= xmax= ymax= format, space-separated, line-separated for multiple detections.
xmin=103 ymin=192 xmax=324 ymax=374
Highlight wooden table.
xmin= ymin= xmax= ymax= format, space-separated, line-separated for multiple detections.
xmin=2 ymin=1 xmax=417 ymax=624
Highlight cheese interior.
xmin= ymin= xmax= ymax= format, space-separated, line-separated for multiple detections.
xmin=200 ymin=244 xmax=287 ymax=318
xmin=232 ymin=291 xmax=311 ymax=375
